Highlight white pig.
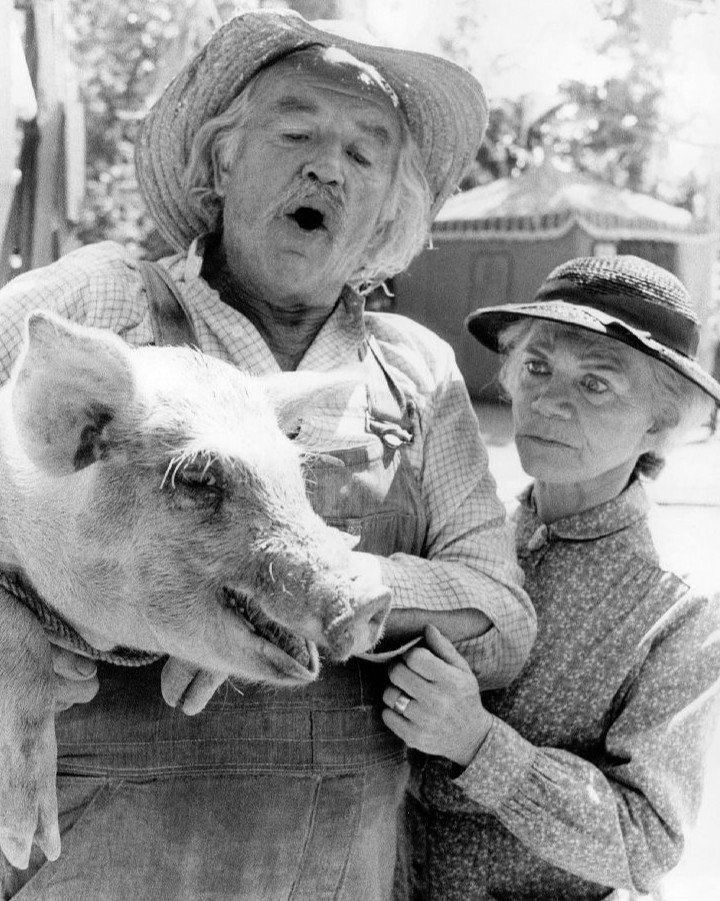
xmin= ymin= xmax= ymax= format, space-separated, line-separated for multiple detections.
xmin=0 ymin=312 xmax=390 ymax=869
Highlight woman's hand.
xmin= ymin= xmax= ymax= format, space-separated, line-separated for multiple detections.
xmin=49 ymin=642 xmax=99 ymax=711
xmin=382 ymin=624 xmax=492 ymax=767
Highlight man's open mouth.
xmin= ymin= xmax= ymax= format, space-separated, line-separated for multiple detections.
xmin=221 ymin=586 xmax=316 ymax=671
xmin=287 ymin=205 xmax=327 ymax=232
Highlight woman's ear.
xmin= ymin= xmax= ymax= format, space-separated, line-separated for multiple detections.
xmin=642 ymin=418 xmax=670 ymax=454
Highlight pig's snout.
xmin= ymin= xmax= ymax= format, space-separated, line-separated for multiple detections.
xmin=323 ymin=583 xmax=391 ymax=661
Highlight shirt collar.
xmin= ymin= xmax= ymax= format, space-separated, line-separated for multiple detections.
xmin=516 ymin=478 xmax=650 ymax=547
xmin=178 ymin=237 xmax=369 ymax=372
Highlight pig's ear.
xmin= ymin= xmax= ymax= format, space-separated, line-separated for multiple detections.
xmin=11 ymin=312 xmax=136 ymax=475
xmin=261 ymin=370 xmax=358 ymax=437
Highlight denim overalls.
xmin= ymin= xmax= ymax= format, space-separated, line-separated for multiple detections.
xmin=9 ymin=269 xmax=427 ymax=901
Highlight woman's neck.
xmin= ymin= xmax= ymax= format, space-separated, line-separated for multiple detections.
xmin=532 ymin=459 xmax=637 ymax=523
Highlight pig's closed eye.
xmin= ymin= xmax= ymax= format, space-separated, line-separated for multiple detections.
xmin=165 ymin=460 xmax=226 ymax=510
xmin=176 ymin=468 xmax=222 ymax=489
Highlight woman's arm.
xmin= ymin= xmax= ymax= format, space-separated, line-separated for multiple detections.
xmin=389 ymin=594 xmax=720 ymax=894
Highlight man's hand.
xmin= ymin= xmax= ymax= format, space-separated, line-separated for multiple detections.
xmin=49 ymin=643 xmax=99 ymax=711
xmin=161 ymin=659 xmax=226 ymax=715
xmin=382 ymin=625 xmax=492 ymax=767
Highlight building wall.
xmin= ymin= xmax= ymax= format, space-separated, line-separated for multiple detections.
xmin=393 ymin=226 xmax=591 ymax=399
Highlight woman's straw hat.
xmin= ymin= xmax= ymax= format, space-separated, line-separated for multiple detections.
xmin=135 ymin=9 xmax=488 ymax=251
xmin=466 ymin=255 xmax=720 ymax=403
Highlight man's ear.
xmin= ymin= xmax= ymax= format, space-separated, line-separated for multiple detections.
xmin=10 ymin=312 xmax=137 ymax=475
xmin=210 ymin=140 xmax=232 ymax=198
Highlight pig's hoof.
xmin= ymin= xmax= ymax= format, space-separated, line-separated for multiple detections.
xmin=0 ymin=718 xmax=60 ymax=867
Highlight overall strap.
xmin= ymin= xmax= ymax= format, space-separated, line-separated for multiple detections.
xmin=137 ymin=259 xmax=199 ymax=348
xmin=365 ymin=334 xmax=415 ymax=448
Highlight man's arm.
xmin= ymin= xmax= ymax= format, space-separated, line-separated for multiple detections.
xmin=367 ymin=329 xmax=535 ymax=687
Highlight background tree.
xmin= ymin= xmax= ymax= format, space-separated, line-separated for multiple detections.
xmin=531 ymin=0 xmax=665 ymax=196
xmin=68 ymin=0 xmax=260 ymax=255
xmin=64 ymin=0 xmax=707 ymax=250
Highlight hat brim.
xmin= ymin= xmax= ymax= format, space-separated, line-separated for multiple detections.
xmin=135 ymin=10 xmax=488 ymax=251
xmin=466 ymin=301 xmax=720 ymax=404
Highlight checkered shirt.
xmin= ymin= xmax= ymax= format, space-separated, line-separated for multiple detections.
xmin=0 ymin=241 xmax=535 ymax=684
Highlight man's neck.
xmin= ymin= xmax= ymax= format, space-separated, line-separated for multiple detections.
xmin=231 ymin=291 xmax=335 ymax=371
xmin=202 ymin=240 xmax=339 ymax=371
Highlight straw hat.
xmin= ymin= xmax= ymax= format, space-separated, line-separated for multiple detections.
xmin=466 ymin=255 xmax=720 ymax=403
xmin=135 ymin=9 xmax=488 ymax=251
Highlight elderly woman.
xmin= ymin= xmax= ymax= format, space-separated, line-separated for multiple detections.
xmin=384 ymin=255 xmax=720 ymax=900
xmin=0 ymin=10 xmax=533 ymax=901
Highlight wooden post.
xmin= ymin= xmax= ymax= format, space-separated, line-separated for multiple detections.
xmin=29 ymin=0 xmax=67 ymax=268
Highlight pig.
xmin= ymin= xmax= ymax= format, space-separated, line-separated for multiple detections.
xmin=0 ymin=311 xmax=391 ymax=870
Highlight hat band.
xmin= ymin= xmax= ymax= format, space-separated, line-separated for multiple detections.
xmin=534 ymin=278 xmax=700 ymax=358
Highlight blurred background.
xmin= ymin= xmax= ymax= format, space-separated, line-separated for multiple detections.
xmin=2 ymin=2 xmax=720 ymax=898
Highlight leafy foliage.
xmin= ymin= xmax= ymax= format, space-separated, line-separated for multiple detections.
xmin=66 ymin=0 xmax=694 ymax=247
xmin=68 ymin=0 xmax=258 ymax=254
xmin=532 ymin=0 xmax=665 ymax=195
xmin=469 ymin=0 xmax=694 ymax=207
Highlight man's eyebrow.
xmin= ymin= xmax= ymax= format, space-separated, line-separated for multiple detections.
xmin=268 ymin=96 xmax=394 ymax=144
xmin=269 ymin=96 xmax=320 ymax=116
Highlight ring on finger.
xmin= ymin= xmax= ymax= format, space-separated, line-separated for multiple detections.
xmin=392 ymin=691 xmax=412 ymax=717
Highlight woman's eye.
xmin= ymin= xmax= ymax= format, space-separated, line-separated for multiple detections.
xmin=523 ymin=359 xmax=549 ymax=376
xmin=581 ymin=375 xmax=609 ymax=394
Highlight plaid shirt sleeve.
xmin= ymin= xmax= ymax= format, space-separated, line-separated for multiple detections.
xmin=371 ymin=317 xmax=536 ymax=686
xmin=0 ymin=242 xmax=152 ymax=384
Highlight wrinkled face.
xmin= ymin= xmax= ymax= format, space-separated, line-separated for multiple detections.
xmin=217 ymin=48 xmax=403 ymax=307
xmin=508 ymin=323 xmax=658 ymax=487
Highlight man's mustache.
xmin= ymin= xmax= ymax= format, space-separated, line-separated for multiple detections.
xmin=278 ymin=181 xmax=346 ymax=234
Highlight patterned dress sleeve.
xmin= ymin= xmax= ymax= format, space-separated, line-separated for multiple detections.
xmin=453 ymin=585 xmax=720 ymax=893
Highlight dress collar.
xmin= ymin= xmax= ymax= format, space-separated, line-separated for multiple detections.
xmin=516 ymin=478 xmax=650 ymax=550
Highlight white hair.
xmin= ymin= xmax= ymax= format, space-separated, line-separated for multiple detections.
xmin=183 ymin=54 xmax=432 ymax=293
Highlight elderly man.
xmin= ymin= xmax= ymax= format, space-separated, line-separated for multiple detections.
xmin=0 ymin=11 xmax=534 ymax=900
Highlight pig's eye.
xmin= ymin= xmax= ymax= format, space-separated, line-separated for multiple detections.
xmin=176 ymin=468 xmax=221 ymax=489
xmin=164 ymin=460 xmax=226 ymax=510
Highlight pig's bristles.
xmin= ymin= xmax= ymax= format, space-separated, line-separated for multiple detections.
xmin=160 ymin=450 xmax=223 ymax=489
xmin=225 ymin=680 xmax=245 ymax=697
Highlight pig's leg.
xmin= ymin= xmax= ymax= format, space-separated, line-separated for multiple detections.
xmin=0 ymin=589 xmax=60 ymax=869
xmin=160 ymin=658 xmax=227 ymax=715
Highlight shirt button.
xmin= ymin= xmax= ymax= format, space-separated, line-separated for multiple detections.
xmin=526 ymin=524 xmax=549 ymax=551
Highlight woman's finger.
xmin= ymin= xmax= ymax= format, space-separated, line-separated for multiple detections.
xmin=423 ymin=624 xmax=472 ymax=671
xmin=387 ymin=661 xmax=432 ymax=701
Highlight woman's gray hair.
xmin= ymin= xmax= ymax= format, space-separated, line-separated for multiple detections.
xmin=496 ymin=318 xmax=713 ymax=480
xmin=183 ymin=58 xmax=432 ymax=294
